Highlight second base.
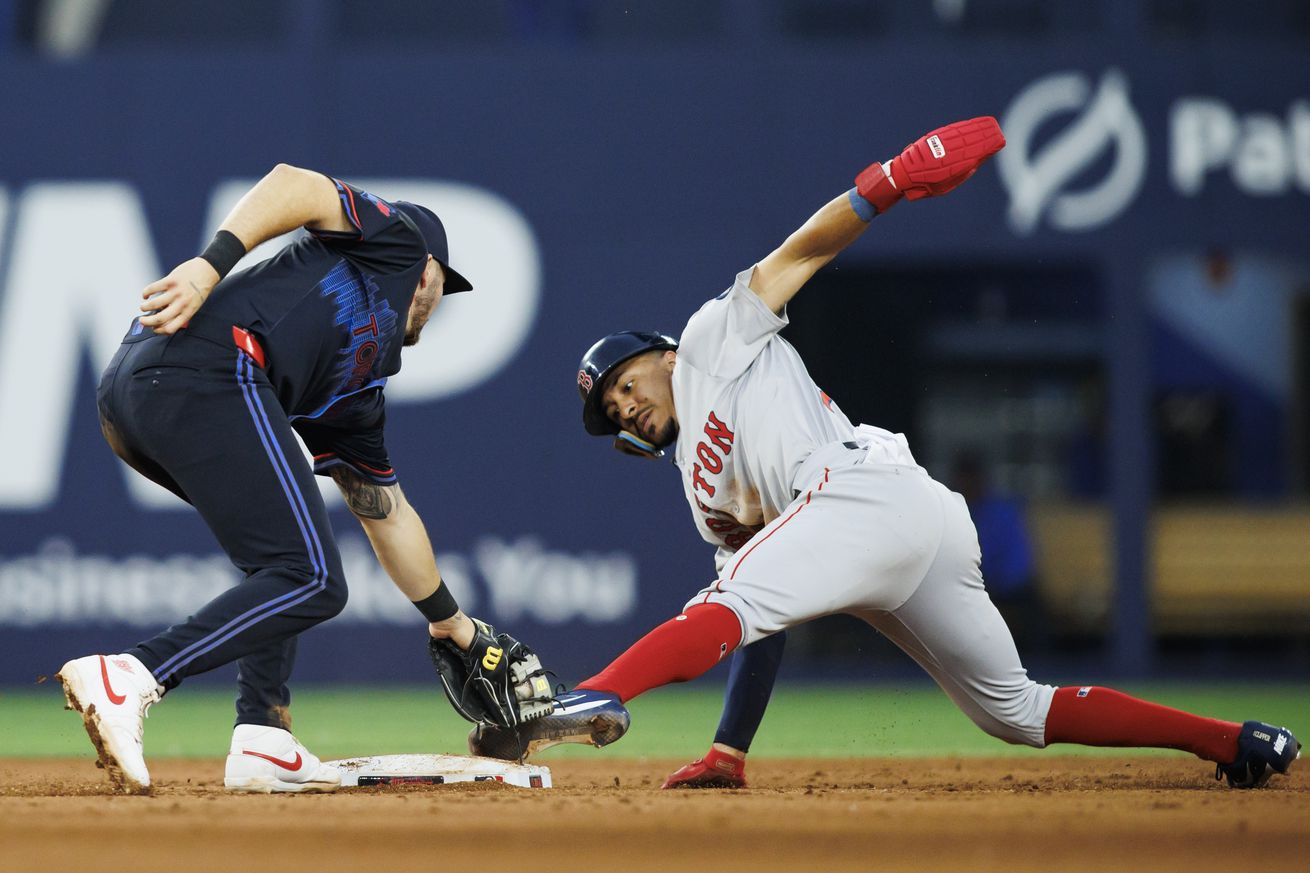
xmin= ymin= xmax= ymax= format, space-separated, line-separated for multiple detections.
xmin=325 ymin=754 xmax=552 ymax=789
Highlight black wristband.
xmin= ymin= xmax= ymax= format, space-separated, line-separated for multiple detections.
xmin=413 ymin=584 xmax=460 ymax=623
xmin=199 ymin=230 xmax=247 ymax=280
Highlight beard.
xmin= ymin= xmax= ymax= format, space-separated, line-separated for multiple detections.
xmin=404 ymin=293 xmax=435 ymax=346
xmin=650 ymin=416 xmax=679 ymax=448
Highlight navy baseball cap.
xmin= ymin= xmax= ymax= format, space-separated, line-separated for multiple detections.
xmin=393 ymin=201 xmax=473 ymax=294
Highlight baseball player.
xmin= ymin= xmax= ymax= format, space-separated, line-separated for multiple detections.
xmin=58 ymin=164 xmax=543 ymax=793
xmin=473 ymin=118 xmax=1302 ymax=790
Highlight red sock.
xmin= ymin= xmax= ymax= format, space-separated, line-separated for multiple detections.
xmin=1044 ymin=686 xmax=1240 ymax=763
xmin=577 ymin=604 xmax=742 ymax=703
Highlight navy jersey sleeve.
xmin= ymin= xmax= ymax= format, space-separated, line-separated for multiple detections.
xmin=292 ymin=388 xmax=398 ymax=486
xmin=307 ymin=177 xmax=427 ymax=276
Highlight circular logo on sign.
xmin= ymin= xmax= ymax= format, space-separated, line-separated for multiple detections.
xmin=997 ymin=69 xmax=1148 ymax=235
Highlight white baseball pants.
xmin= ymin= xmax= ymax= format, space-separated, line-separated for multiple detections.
xmin=687 ymin=460 xmax=1055 ymax=748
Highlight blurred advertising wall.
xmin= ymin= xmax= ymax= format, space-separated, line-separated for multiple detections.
xmin=0 ymin=11 xmax=1307 ymax=681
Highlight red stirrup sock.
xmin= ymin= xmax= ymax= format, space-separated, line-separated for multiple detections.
xmin=577 ymin=604 xmax=743 ymax=704
xmin=1044 ymin=686 xmax=1241 ymax=763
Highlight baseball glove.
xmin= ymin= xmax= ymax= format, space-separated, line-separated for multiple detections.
xmin=428 ymin=619 xmax=555 ymax=730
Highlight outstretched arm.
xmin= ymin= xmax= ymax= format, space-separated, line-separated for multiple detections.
xmin=332 ymin=466 xmax=556 ymax=728
xmin=329 ymin=467 xmax=476 ymax=649
xmin=140 ymin=163 xmax=354 ymax=335
xmin=750 ymin=116 xmax=1006 ymax=315
xmin=750 ymin=195 xmax=871 ymax=316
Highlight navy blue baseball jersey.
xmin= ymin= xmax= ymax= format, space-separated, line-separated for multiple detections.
xmin=195 ymin=177 xmax=424 ymax=485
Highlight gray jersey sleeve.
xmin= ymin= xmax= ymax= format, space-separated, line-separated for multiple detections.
xmin=678 ymin=267 xmax=789 ymax=380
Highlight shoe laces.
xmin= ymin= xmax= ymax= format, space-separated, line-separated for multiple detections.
xmin=116 ymin=687 xmax=161 ymax=745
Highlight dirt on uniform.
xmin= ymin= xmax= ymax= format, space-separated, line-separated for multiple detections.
xmin=1 ymin=756 xmax=1306 ymax=872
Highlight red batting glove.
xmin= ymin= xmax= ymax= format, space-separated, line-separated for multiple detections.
xmin=661 ymin=746 xmax=748 ymax=789
xmin=855 ymin=116 xmax=1006 ymax=214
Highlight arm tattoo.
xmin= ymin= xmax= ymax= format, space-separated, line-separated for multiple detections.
xmin=330 ymin=467 xmax=394 ymax=520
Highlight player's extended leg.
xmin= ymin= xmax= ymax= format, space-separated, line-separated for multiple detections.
xmin=580 ymin=460 xmax=946 ymax=702
xmin=115 ymin=348 xmax=349 ymax=688
xmin=578 ymin=602 xmax=744 ymax=700
xmin=860 ymin=480 xmax=1300 ymax=788
xmin=469 ymin=601 xmax=742 ymax=759
xmin=63 ymin=338 xmax=345 ymax=791
xmin=470 ymin=462 xmax=947 ymax=760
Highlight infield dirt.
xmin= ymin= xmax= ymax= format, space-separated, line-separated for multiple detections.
xmin=1 ymin=756 xmax=1306 ymax=872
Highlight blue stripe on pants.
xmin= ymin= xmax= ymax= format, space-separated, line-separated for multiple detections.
xmin=153 ymin=354 xmax=328 ymax=682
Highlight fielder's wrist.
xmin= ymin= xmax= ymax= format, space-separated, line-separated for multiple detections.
xmin=199 ymin=229 xmax=247 ymax=281
xmin=414 ymin=582 xmax=460 ymax=623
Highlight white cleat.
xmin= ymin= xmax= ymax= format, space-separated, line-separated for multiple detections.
xmin=224 ymin=724 xmax=341 ymax=794
xmin=57 ymin=654 xmax=164 ymax=794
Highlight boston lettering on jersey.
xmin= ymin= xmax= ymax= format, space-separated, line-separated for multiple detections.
xmin=690 ymin=411 xmax=734 ymax=497
xmin=689 ymin=412 xmax=759 ymax=550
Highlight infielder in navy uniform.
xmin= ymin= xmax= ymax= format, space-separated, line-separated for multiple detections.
xmin=57 ymin=164 xmax=549 ymax=794
xmin=471 ymin=118 xmax=1301 ymax=791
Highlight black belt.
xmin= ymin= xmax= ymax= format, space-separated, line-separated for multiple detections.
xmin=176 ymin=316 xmax=267 ymax=368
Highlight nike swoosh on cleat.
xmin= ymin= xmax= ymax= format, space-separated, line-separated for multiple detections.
xmin=242 ymin=750 xmax=303 ymax=771
xmin=98 ymin=655 xmax=127 ymax=705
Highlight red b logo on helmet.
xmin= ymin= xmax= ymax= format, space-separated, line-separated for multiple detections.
xmin=577 ymin=370 xmax=594 ymax=391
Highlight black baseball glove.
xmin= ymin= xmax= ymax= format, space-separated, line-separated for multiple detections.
xmin=428 ymin=619 xmax=554 ymax=730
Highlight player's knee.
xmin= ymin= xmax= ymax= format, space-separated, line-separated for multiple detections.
xmin=315 ymin=570 xmax=349 ymax=619
xmin=976 ymin=718 xmax=1041 ymax=748
xmin=971 ymin=682 xmax=1052 ymax=748
xmin=276 ymin=561 xmax=348 ymax=620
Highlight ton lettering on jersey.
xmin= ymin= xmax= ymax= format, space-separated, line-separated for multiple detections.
xmin=690 ymin=411 xmax=734 ymax=498
xmin=689 ymin=412 xmax=757 ymax=550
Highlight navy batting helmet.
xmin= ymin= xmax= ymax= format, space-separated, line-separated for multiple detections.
xmin=577 ymin=330 xmax=679 ymax=436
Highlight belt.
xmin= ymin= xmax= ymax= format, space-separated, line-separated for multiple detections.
xmin=790 ymin=439 xmax=868 ymax=495
xmin=175 ymin=316 xmax=267 ymax=368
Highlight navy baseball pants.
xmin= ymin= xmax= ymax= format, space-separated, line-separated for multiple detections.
xmin=96 ymin=327 xmax=348 ymax=728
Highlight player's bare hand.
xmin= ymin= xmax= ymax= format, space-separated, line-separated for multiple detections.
xmin=139 ymin=257 xmax=220 ymax=335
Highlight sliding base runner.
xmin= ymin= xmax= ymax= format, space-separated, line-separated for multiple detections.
xmin=326 ymin=754 xmax=552 ymax=788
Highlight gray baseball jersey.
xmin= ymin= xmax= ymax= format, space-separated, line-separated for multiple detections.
xmin=672 ymin=267 xmax=916 ymax=563
xmin=670 ymin=266 xmax=1055 ymax=747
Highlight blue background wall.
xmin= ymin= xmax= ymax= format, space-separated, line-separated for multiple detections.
xmin=1 ymin=2 xmax=1308 ymax=684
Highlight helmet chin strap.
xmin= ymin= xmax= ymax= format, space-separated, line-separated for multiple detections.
xmin=614 ymin=430 xmax=665 ymax=459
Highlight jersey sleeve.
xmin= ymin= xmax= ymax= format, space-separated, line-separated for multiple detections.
xmin=677 ymin=266 xmax=790 ymax=380
xmin=307 ymin=177 xmax=427 ymax=275
xmin=292 ymin=388 xmax=398 ymax=486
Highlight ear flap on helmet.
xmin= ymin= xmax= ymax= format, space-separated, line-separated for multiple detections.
xmin=614 ymin=430 xmax=665 ymax=459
